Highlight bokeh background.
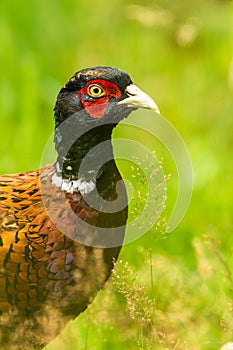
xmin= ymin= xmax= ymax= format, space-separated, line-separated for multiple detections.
xmin=1 ymin=1 xmax=233 ymax=349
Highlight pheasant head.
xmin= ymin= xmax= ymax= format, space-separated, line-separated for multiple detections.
xmin=53 ymin=66 xmax=159 ymax=190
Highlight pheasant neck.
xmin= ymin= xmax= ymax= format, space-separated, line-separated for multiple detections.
xmin=54 ymin=123 xmax=117 ymax=180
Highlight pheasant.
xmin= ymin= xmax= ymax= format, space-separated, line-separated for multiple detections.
xmin=0 ymin=66 xmax=159 ymax=349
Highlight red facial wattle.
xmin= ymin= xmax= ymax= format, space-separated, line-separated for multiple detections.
xmin=78 ymin=79 xmax=122 ymax=118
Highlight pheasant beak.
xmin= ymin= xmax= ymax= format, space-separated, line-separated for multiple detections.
xmin=118 ymin=84 xmax=160 ymax=114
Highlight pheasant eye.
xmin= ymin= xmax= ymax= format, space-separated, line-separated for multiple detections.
xmin=88 ymin=84 xmax=104 ymax=98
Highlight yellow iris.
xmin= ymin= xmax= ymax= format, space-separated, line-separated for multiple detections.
xmin=88 ymin=84 xmax=104 ymax=98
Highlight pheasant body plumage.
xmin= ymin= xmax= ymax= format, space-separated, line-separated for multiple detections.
xmin=0 ymin=66 xmax=158 ymax=349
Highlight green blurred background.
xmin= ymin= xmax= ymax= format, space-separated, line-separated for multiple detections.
xmin=1 ymin=0 xmax=233 ymax=349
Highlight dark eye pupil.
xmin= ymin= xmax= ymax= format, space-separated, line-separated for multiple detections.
xmin=94 ymin=88 xmax=100 ymax=94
